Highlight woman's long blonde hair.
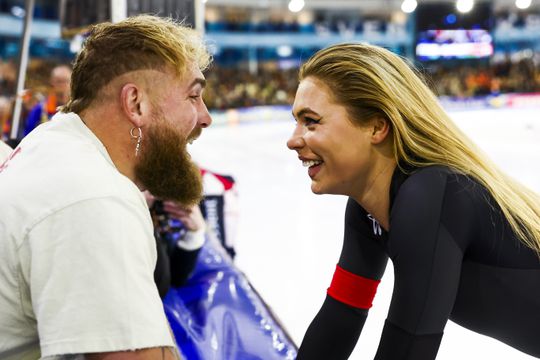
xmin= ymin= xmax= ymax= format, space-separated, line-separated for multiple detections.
xmin=300 ymin=43 xmax=540 ymax=255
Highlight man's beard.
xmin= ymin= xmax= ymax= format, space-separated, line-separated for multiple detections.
xmin=134 ymin=115 xmax=203 ymax=206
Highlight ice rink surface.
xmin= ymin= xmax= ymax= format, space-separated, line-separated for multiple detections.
xmin=189 ymin=107 xmax=540 ymax=359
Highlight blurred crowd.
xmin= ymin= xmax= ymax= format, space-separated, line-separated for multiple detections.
xmin=1 ymin=55 xmax=540 ymax=139
xmin=203 ymin=66 xmax=298 ymax=110
xmin=205 ymin=5 xmax=540 ymax=36
xmin=0 ymin=59 xmax=71 ymax=139
xmin=428 ymin=56 xmax=540 ymax=98
xmin=205 ymin=9 xmax=398 ymax=36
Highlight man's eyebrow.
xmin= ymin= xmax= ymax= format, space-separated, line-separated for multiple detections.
xmin=293 ymin=107 xmax=320 ymax=119
xmin=189 ymin=78 xmax=206 ymax=89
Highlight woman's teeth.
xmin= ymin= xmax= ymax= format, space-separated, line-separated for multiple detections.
xmin=302 ymin=160 xmax=322 ymax=167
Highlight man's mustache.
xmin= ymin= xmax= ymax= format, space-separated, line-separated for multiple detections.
xmin=187 ymin=126 xmax=202 ymax=143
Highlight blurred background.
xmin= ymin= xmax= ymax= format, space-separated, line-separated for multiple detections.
xmin=1 ymin=0 xmax=540 ymax=137
xmin=1 ymin=1 xmax=539 ymax=359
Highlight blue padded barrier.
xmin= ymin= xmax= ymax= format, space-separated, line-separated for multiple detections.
xmin=163 ymin=236 xmax=298 ymax=360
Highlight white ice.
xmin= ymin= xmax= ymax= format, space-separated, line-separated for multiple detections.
xmin=189 ymin=106 xmax=540 ymax=360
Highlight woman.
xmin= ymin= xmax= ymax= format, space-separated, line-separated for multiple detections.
xmin=287 ymin=43 xmax=540 ymax=359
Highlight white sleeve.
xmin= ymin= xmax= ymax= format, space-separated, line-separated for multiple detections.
xmin=0 ymin=140 xmax=13 ymax=163
xmin=176 ymin=228 xmax=206 ymax=251
xmin=22 ymin=196 xmax=175 ymax=357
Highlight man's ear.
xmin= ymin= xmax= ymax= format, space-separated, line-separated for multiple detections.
xmin=370 ymin=117 xmax=391 ymax=145
xmin=120 ymin=83 xmax=151 ymax=128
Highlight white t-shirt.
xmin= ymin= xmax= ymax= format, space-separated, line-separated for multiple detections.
xmin=0 ymin=113 xmax=174 ymax=359
xmin=0 ymin=140 xmax=12 ymax=162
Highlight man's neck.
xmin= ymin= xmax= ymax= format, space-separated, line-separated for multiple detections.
xmin=79 ymin=106 xmax=138 ymax=185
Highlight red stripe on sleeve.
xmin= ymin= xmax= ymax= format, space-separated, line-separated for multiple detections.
xmin=327 ymin=265 xmax=381 ymax=309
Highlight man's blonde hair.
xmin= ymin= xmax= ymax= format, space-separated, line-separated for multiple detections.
xmin=300 ymin=43 xmax=540 ymax=256
xmin=62 ymin=15 xmax=211 ymax=113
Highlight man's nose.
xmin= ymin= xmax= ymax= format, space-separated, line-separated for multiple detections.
xmin=198 ymin=101 xmax=212 ymax=128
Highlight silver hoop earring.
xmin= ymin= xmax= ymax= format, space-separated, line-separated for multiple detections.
xmin=130 ymin=127 xmax=142 ymax=157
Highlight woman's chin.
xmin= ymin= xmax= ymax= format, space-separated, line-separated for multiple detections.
xmin=311 ymin=182 xmax=348 ymax=197
xmin=311 ymin=182 xmax=329 ymax=195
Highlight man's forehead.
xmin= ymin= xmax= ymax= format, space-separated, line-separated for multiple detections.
xmin=183 ymin=65 xmax=205 ymax=83
xmin=180 ymin=66 xmax=206 ymax=90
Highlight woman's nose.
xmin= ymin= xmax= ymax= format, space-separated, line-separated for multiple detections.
xmin=287 ymin=125 xmax=305 ymax=150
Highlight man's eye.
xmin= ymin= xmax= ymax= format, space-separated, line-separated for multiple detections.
xmin=304 ymin=117 xmax=320 ymax=125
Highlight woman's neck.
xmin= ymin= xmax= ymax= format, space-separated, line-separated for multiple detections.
xmin=352 ymin=160 xmax=397 ymax=231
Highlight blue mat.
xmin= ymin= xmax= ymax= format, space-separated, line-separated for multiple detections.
xmin=163 ymin=236 xmax=298 ymax=360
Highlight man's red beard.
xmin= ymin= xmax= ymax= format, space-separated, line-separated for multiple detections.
xmin=134 ymin=114 xmax=203 ymax=206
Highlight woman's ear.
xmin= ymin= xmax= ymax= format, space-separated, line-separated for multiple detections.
xmin=370 ymin=117 xmax=391 ymax=145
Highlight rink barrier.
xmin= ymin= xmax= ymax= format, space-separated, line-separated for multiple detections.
xmin=163 ymin=233 xmax=298 ymax=360
xmin=209 ymin=105 xmax=293 ymax=126
xmin=208 ymin=93 xmax=540 ymax=125
xmin=438 ymin=92 xmax=540 ymax=111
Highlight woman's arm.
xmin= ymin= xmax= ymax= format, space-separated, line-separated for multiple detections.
xmin=297 ymin=198 xmax=389 ymax=359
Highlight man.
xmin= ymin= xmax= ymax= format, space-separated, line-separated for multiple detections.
xmin=0 ymin=139 xmax=11 ymax=162
xmin=0 ymin=15 xmax=212 ymax=359
xmin=23 ymin=64 xmax=72 ymax=136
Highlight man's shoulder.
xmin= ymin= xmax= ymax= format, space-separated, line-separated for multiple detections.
xmin=0 ymin=141 xmax=12 ymax=162
xmin=0 ymin=135 xmax=141 ymax=230
xmin=2 ymin=137 xmax=117 ymax=193
xmin=7 ymin=113 xmax=119 ymax=190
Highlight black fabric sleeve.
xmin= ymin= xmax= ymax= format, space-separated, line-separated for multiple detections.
xmin=154 ymin=233 xmax=171 ymax=298
xmin=169 ymin=245 xmax=201 ymax=287
xmin=374 ymin=320 xmax=443 ymax=359
xmin=297 ymin=198 xmax=389 ymax=359
xmin=338 ymin=199 xmax=388 ymax=279
xmin=376 ymin=167 xmax=465 ymax=359
xmin=153 ymin=231 xmax=201 ymax=296
xmin=297 ymin=295 xmax=368 ymax=360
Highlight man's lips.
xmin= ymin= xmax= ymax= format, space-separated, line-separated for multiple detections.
xmin=188 ymin=127 xmax=202 ymax=144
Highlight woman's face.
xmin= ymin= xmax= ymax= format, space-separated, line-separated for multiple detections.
xmin=288 ymin=77 xmax=377 ymax=196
